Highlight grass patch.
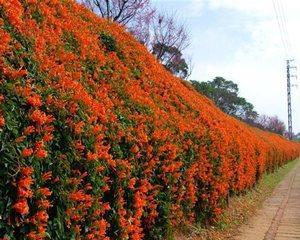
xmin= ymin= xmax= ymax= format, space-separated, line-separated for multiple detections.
xmin=175 ymin=158 xmax=300 ymax=240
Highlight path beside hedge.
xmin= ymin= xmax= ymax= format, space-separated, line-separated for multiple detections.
xmin=235 ymin=161 xmax=300 ymax=240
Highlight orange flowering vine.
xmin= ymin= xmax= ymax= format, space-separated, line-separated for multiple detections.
xmin=0 ymin=0 xmax=300 ymax=239
xmin=13 ymin=167 xmax=34 ymax=215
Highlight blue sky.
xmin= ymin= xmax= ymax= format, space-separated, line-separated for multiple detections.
xmin=153 ymin=0 xmax=300 ymax=133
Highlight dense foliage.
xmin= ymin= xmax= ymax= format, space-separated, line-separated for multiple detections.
xmin=256 ymin=115 xmax=286 ymax=136
xmin=0 ymin=1 xmax=299 ymax=239
xmin=191 ymin=78 xmax=288 ymax=136
xmin=152 ymin=43 xmax=189 ymax=79
xmin=82 ymin=0 xmax=191 ymax=79
xmin=191 ymin=77 xmax=258 ymax=124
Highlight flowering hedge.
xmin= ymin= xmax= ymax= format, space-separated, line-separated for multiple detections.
xmin=0 ymin=0 xmax=299 ymax=239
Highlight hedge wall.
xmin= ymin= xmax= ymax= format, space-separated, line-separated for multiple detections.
xmin=0 ymin=0 xmax=299 ymax=239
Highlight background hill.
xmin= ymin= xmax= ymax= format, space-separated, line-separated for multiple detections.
xmin=0 ymin=0 xmax=299 ymax=239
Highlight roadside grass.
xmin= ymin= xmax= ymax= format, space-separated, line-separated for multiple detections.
xmin=175 ymin=158 xmax=300 ymax=240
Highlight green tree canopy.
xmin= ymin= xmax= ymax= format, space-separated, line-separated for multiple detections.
xmin=191 ymin=77 xmax=258 ymax=123
xmin=152 ymin=43 xmax=189 ymax=79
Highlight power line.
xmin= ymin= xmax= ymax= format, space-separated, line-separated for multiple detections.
xmin=276 ymin=0 xmax=292 ymax=54
xmin=272 ymin=0 xmax=290 ymax=56
xmin=272 ymin=1 xmax=297 ymax=139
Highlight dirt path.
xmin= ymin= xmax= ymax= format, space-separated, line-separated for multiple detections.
xmin=235 ymin=161 xmax=300 ymax=240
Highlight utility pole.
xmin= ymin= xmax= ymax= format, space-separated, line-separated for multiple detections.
xmin=286 ymin=59 xmax=297 ymax=140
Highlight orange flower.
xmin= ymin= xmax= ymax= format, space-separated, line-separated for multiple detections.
xmin=27 ymin=95 xmax=42 ymax=107
xmin=10 ymin=69 xmax=27 ymax=79
xmin=75 ymin=140 xmax=85 ymax=151
xmin=17 ymin=166 xmax=34 ymax=199
xmin=41 ymin=171 xmax=52 ymax=181
xmin=128 ymin=178 xmax=136 ymax=189
xmin=37 ymin=188 xmax=52 ymax=197
xmin=13 ymin=198 xmax=29 ymax=215
xmin=87 ymin=152 xmax=97 ymax=161
xmin=97 ymin=165 xmax=105 ymax=172
xmin=74 ymin=121 xmax=85 ymax=134
xmin=35 ymin=149 xmax=48 ymax=159
xmin=69 ymin=190 xmax=92 ymax=203
xmin=130 ymin=145 xmax=139 ymax=154
xmin=27 ymin=231 xmax=40 ymax=240
xmin=95 ymin=219 xmax=109 ymax=237
xmin=0 ymin=116 xmax=5 ymax=127
xmin=27 ymin=0 xmax=37 ymax=4
xmin=18 ymin=187 xmax=33 ymax=198
xmin=42 ymin=133 xmax=53 ymax=142
xmin=22 ymin=148 xmax=34 ymax=157
xmin=35 ymin=210 xmax=49 ymax=223
xmin=0 ymin=30 xmax=10 ymax=55
xmin=214 ymin=207 xmax=222 ymax=216
xmin=21 ymin=166 xmax=34 ymax=176
xmin=24 ymin=125 xmax=35 ymax=135
xmin=30 ymin=110 xmax=49 ymax=125
xmin=36 ymin=199 xmax=52 ymax=209
xmin=18 ymin=177 xmax=33 ymax=190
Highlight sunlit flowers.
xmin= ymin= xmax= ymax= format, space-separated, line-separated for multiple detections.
xmin=1 ymin=0 xmax=299 ymax=239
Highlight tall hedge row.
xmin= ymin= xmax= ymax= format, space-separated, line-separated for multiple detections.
xmin=0 ymin=0 xmax=299 ymax=239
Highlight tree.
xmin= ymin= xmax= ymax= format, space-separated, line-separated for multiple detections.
xmin=81 ymin=1 xmax=191 ymax=79
xmin=150 ymin=13 xmax=190 ymax=79
xmin=191 ymin=77 xmax=258 ymax=123
xmin=256 ymin=115 xmax=286 ymax=136
xmin=81 ymin=0 xmax=155 ymax=46
xmin=294 ymin=132 xmax=300 ymax=141
xmin=236 ymin=98 xmax=258 ymax=124
xmin=152 ymin=43 xmax=189 ymax=79
xmin=81 ymin=0 xmax=152 ymax=24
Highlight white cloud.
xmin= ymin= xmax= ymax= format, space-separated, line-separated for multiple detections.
xmin=208 ymin=0 xmax=271 ymax=15
xmin=186 ymin=0 xmax=272 ymax=16
xmin=185 ymin=0 xmax=205 ymax=17
xmin=155 ymin=0 xmax=300 ymax=132
xmin=189 ymin=0 xmax=300 ymax=131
